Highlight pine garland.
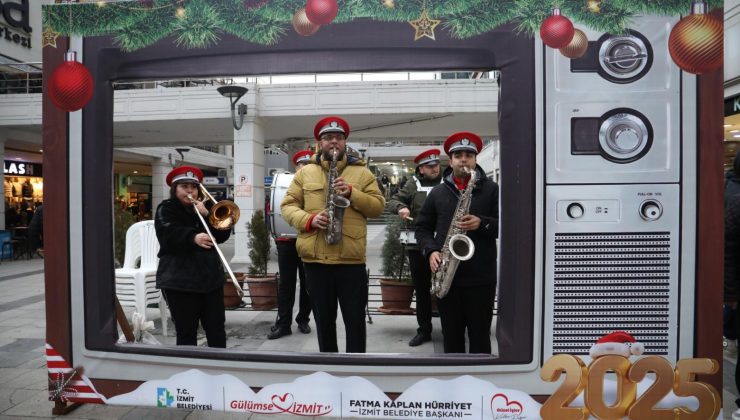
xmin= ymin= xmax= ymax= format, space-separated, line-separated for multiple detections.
xmin=43 ymin=0 xmax=726 ymax=52
xmin=561 ymin=0 xmax=633 ymax=34
xmin=171 ymin=0 xmax=222 ymax=49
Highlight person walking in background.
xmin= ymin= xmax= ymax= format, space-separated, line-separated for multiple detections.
xmin=268 ymin=150 xmax=314 ymax=340
xmin=415 ymin=132 xmax=499 ymax=354
xmin=726 ymin=190 xmax=740 ymax=417
xmin=281 ymin=116 xmax=385 ymax=353
xmin=387 ymin=148 xmax=443 ymax=347
xmin=155 ymin=166 xmax=230 ymax=348
xmin=28 ymin=204 xmax=43 ymax=257
xmin=726 ymin=151 xmax=740 ymax=356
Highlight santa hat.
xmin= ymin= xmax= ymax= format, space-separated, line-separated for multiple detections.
xmin=589 ymin=331 xmax=645 ymax=359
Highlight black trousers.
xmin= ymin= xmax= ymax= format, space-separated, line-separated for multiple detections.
xmin=304 ymin=263 xmax=367 ymax=353
xmin=162 ymin=287 xmax=226 ymax=348
xmin=275 ymin=240 xmax=311 ymax=330
xmin=437 ymin=283 xmax=495 ymax=354
xmin=407 ymin=248 xmax=432 ymax=336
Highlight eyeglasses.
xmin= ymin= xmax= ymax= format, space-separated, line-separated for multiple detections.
xmin=320 ymin=133 xmax=346 ymax=141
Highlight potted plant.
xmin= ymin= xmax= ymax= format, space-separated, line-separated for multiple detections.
xmin=113 ymin=205 xmax=136 ymax=268
xmin=379 ymin=217 xmax=415 ymax=314
xmin=244 ymin=210 xmax=278 ymax=310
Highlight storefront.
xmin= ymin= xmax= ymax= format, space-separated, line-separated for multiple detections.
xmin=3 ymin=160 xmax=42 ymax=227
xmin=726 ymin=92 xmax=740 ymax=171
xmin=115 ymin=174 xmax=152 ymax=221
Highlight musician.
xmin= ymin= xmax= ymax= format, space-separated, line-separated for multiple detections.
xmin=268 ymin=150 xmax=314 ymax=340
xmin=281 ymin=116 xmax=385 ymax=353
xmin=415 ymin=132 xmax=499 ymax=354
xmin=387 ymin=148 xmax=443 ymax=347
xmin=154 ymin=166 xmax=230 ymax=348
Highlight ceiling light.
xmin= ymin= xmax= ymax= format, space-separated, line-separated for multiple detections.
xmin=734 ymin=134 xmax=740 ymax=138
xmin=731 ymin=130 xmax=740 ymax=133
xmin=133 ymin=170 xmax=139 ymax=174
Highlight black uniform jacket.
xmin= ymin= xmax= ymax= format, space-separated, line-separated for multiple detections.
xmin=155 ymin=198 xmax=230 ymax=293
xmin=415 ymin=165 xmax=499 ymax=287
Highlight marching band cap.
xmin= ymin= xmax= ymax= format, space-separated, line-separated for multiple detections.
xmin=443 ymin=131 xmax=483 ymax=156
xmin=414 ymin=149 xmax=441 ymax=166
xmin=166 ymin=165 xmax=203 ymax=186
xmin=292 ymin=150 xmax=313 ymax=165
xmin=314 ymin=116 xmax=350 ymax=141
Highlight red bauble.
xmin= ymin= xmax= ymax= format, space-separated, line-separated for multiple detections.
xmin=293 ymin=8 xmax=321 ymax=36
xmin=49 ymin=54 xmax=94 ymax=112
xmin=540 ymin=9 xmax=575 ymax=49
xmin=668 ymin=4 xmax=723 ymax=75
xmin=305 ymin=0 xmax=338 ymax=25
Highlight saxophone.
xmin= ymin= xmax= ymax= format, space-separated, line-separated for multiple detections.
xmin=430 ymin=166 xmax=477 ymax=298
xmin=325 ymin=148 xmax=351 ymax=245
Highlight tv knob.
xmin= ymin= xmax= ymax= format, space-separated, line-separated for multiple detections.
xmin=640 ymin=200 xmax=662 ymax=221
xmin=566 ymin=203 xmax=585 ymax=219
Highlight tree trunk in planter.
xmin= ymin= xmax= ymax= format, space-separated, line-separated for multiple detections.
xmin=245 ymin=274 xmax=278 ymax=310
xmin=378 ymin=279 xmax=415 ymax=314
xmin=224 ymin=272 xmax=247 ymax=309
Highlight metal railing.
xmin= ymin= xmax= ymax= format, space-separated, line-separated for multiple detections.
xmin=0 ymin=62 xmax=42 ymax=94
xmin=1 ymin=68 xmax=498 ymax=95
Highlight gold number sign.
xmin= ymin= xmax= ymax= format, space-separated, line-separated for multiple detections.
xmin=540 ymin=355 xmax=720 ymax=420
xmin=540 ymin=354 xmax=589 ymax=420
xmin=627 ymin=356 xmax=675 ymax=419
xmin=673 ymin=359 xmax=720 ymax=420
xmin=586 ymin=355 xmax=636 ymax=419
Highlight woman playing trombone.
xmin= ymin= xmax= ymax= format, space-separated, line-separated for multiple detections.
xmin=154 ymin=166 xmax=231 ymax=348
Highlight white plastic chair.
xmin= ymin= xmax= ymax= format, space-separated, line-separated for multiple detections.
xmin=115 ymin=220 xmax=169 ymax=336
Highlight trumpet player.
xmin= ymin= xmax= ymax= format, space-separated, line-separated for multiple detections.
xmin=281 ymin=116 xmax=385 ymax=353
xmin=415 ymin=132 xmax=499 ymax=354
xmin=154 ymin=166 xmax=231 ymax=348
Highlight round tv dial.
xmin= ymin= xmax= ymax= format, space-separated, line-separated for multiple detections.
xmin=597 ymin=30 xmax=653 ymax=84
xmin=598 ymin=109 xmax=653 ymax=164
xmin=566 ymin=203 xmax=585 ymax=219
xmin=640 ymin=200 xmax=662 ymax=221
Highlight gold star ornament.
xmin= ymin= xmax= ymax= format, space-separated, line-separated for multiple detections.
xmin=408 ymin=7 xmax=441 ymax=41
xmin=42 ymin=25 xmax=59 ymax=48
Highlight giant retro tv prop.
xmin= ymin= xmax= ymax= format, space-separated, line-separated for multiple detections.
xmin=42 ymin=1 xmax=723 ymax=417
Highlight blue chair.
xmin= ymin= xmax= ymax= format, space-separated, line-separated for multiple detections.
xmin=0 ymin=231 xmax=14 ymax=261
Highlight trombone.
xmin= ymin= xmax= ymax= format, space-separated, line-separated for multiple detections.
xmin=188 ymin=186 xmax=244 ymax=297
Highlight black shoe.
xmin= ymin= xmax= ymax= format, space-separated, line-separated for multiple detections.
xmin=267 ymin=328 xmax=291 ymax=340
xmin=297 ymin=322 xmax=311 ymax=334
xmin=408 ymin=333 xmax=431 ymax=347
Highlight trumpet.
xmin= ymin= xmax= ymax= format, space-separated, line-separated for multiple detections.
xmin=188 ymin=193 xmax=244 ymax=297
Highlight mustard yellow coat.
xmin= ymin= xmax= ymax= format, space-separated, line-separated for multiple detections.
xmin=281 ymin=155 xmax=385 ymax=264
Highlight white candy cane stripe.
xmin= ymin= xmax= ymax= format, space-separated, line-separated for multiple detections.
xmin=48 ymin=367 xmax=75 ymax=373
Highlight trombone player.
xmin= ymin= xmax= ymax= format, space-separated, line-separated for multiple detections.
xmin=154 ymin=166 xmax=232 ymax=348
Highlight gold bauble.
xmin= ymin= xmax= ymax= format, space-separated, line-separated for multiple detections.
xmin=382 ymin=0 xmax=395 ymax=9
xmin=292 ymin=8 xmax=321 ymax=36
xmin=559 ymin=28 xmax=588 ymax=59
xmin=668 ymin=11 xmax=723 ymax=74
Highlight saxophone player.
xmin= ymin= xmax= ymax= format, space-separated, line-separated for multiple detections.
xmin=281 ymin=116 xmax=385 ymax=353
xmin=415 ymin=132 xmax=499 ymax=354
